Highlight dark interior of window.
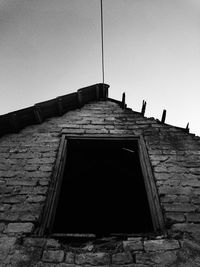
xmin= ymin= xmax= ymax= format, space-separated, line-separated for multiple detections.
xmin=51 ymin=139 xmax=154 ymax=236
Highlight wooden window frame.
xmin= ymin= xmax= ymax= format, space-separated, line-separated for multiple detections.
xmin=38 ymin=135 xmax=165 ymax=237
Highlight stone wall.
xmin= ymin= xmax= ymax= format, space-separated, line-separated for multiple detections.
xmin=0 ymin=100 xmax=200 ymax=266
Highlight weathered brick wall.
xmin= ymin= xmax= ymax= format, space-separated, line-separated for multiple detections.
xmin=0 ymin=100 xmax=200 ymax=266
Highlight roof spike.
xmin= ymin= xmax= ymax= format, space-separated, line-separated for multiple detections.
xmin=141 ymin=100 xmax=147 ymax=116
xmin=186 ymin=123 xmax=190 ymax=132
xmin=161 ymin=109 xmax=167 ymax=123
xmin=122 ymin=92 xmax=126 ymax=109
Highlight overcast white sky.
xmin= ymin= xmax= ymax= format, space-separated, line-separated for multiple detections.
xmin=0 ymin=0 xmax=200 ymax=135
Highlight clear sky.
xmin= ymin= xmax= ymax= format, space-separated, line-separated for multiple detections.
xmin=0 ymin=0 xmax=200 ymax=135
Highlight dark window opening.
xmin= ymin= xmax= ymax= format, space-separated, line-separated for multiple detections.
xmin=51 ymin=138 xmax=154 ymax=236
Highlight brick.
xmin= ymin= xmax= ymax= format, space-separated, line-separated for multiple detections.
xmin=163 ymin=203 xmax=197 ymax=212
xmin=176 ymin=195 xmax=190 ymax=203
xmin=150 ymin=155 xmax=169 ymax=161
xmin=5 ymin=222 xmax=34 ymax=233
xmin=160 ymin=195 xmax=177 ymax=203
xmin=59 ymin=124 xmax=81 ymax=128
xmin=172 ymin=223 xmax=200 ymax=233
xmin=154 ymin=166 xmax=168 ymax=173
xmin=144 ymin=239 xmax=180 ymax=252
xmin=182 ymin=179 xmax=200 ymax=187
xmin=11 ymin=203 xmax=41 ymax=212
xmin=42 ymin=250 xmax=64 ymax=263
xmin=26 ymin=171 xmax=50 ymax=178
xmin=75 ymin=252 xmax=110 ymax=265
xmin=160 ymin=186 xmax=192 ymax=195
xmin=39 ymin=165 xmax=54 ymax=172
xmin=166 ymin=212 xmax=185 ymax=223
xmin=167 ymin=166 xmax=188 ymax=173
xmin=19 ymin=186 xmax=48 ymax=195
xmin=186 ymin=213 xmax=200 ymax=222
xmin=91 ymin=119 xmax=106 ymax=125
xmin=136 ymin=251 xmax=177 ymax=265
xmin=82 ymin=124 xmax=105 ymax=129
xmin=123 ymin=240 xmax=143 ymax=251
xmin=161 ymin=194 xmax=190 ymax=203
xmin=27 ymin=158 xmax=55 ymax=164
xmin=46 ymin=239 xmax=61 ymax=249
xmin=160 ymin=179 xmax=180 ymax=187
xmin=42 ymin=152 xmax=57 ymax=158
xmin=62 ymin=129 xmax=85 ymax=134
xmin=19 ymin=212 xmax=39 ymax=221
xmin=2 ymin=195 xmax=26 ymax=204
xmin=10 ymin=153 xmax=39 ymax=159
xmin=24 ymin=165 xmax=39 ymax=171
xmin=112 ymin=252 xmax=133 ymax=264
xmin=0 ymin=170 xmax=16 ymax=178
xmin=109 ymin=129 xmax=129 ymax=134
xmin=0 ymin=212 xmax=19 ymax=221
xmin=26 ymin=195 xmax=46 ymax=202
xmin=105 ymin=125 xmax=115 ymax=129
xmin=23 ymin=237 xmax=46 ymax=247
xmin=39 ymin=178 xmax=50 ymax=186
xmin=71 ymin=120 xmax=91 ymax=125
xmin=6 ymin=178 xmax=38 ymax=186
xmin=85 ymin=129 xmax=108 ymax=134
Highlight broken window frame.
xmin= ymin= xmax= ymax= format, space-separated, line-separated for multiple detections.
xmin=38 ymin=135 xmax=165 ymax=237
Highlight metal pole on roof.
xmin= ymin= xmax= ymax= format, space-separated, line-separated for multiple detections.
xmin=100 ymin=0 xmax=105 ymax=85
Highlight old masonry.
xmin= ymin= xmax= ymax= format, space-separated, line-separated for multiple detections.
xmin=0 ymin=83 xmax=200 ymax=266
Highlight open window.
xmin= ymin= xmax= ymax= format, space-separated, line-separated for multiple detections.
xmin=39 ymin=136 xmax=164 ymax=237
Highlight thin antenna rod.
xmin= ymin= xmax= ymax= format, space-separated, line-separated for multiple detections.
xmin=100 ymin=0 xmax=105 ymax=84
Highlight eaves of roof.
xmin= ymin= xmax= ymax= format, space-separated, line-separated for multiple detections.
xmin=0 ymin=83 xmax=111 ymax=137
xmin=0 ymin=83 xmax=190 ymax=138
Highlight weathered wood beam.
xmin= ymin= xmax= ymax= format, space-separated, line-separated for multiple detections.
xmin=141 ymin=100 xmax=147 ymax=116
xmin=186 ymin=123 xmax=190 ymax=132
xmin=122 ymin=92 xmax=126 ymax=109
xmin=161 ymin=109 xmax=167 ymax=123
